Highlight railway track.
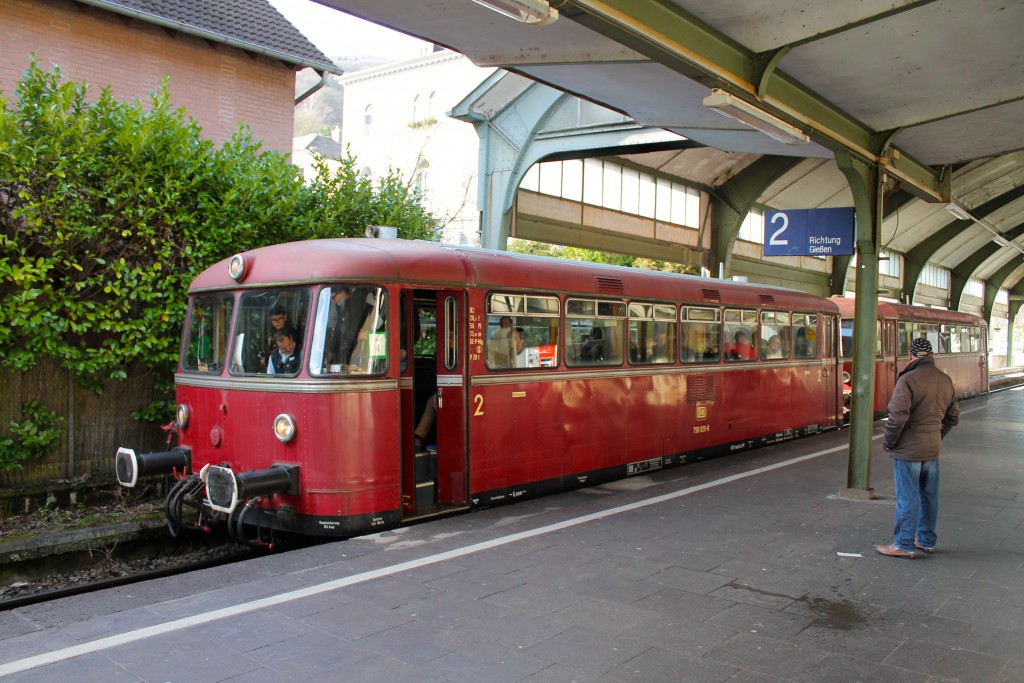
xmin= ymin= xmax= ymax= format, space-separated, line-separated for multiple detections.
xmin=0 ymin=548 xmax=251 ymax=610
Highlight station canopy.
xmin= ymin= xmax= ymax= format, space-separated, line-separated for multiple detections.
xmin=319 ymin=0 xmax=1024 ymax=297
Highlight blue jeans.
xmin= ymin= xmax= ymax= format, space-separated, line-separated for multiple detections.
xmin=892 ymin=459 xmax=939 ymax=552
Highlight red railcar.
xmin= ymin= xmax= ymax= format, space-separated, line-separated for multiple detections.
xmin=117 ymin=238 xmax=843 ymax=542
xmin=832 ymin=297 xmax=988 ymax=418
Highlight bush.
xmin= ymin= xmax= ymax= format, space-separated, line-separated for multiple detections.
xmin=0 ymin=401 xmax=63 ymax=471
xmin=0 ymin=60 xmax=439 ymax=399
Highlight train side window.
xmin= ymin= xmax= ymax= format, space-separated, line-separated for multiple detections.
xmin=760 ymin=311 xmax=790 ymax=360
xmin=566 ymin=298 xmax=626 ymax=366
xmin=792 ymin=313 xmax=819 ymax=358
xmin=955 ymin=326 xmax=968 ymax=353
xmin=230 ymin=288 xmax=310 ymax=376
xmin=839 ymin=319 xmax=854 ymax=358
xmin=897 ymin=321 xmax=910 ymax=357
xmin=628 ymin=302 xmax=677 ymax=364
xmin=723 ymin=309 xmax=757 ymax=361
xmin=443 ymin=295 xmax=458 ymax=371
xmin=486 ymin=293 xmax=559 ymax=369
xmin=183 ymin=293 xmax=234 ymax=373
xmin=925 ymin=323 xmax=940 ymax=352
xmin=308 ymin=285 xmax=388 ymax=376
xmin=969 ymin=326 xmax=981 ymax=352
xmin=681 ymin=306 xmax=721 ymax=363
xmin=939 ymin=324 xmax=952 ymax=354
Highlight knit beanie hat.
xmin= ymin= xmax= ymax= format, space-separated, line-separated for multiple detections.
xmin=910 ymin=337 xmax=932 ymax=357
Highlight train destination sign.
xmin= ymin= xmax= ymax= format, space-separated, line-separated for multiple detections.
xmin=762 ymin=207 xmax=855 ymax=257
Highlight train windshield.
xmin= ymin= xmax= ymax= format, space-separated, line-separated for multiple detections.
xmin=228 ymin=289 xmax=310 ymax=376
xmin=182 ymin=293 xmax=235 ymax=373
xmin=309 ymin=285 xmax=389 ymax=376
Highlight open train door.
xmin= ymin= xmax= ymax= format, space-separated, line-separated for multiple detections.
xmin=435 ymin=290 xmax=469 ymax=506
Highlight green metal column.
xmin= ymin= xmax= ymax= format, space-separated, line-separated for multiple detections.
xmin=836 ymin=151 xmax=884 ymax=499
xmin=1008 ymin=300 xmax=1022 ymax=368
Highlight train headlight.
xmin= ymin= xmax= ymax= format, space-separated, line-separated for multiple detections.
xmin=228 ymin=253 xmax=248 ymax=281
xmin=273 ymin=414 xmax=297 ymax=443
xmin=176 ymin=403 xmax=190 ymax=430
xmin=206 ymin=465 xmax=240 ymax=514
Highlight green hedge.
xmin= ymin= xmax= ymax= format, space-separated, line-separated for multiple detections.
xmin=0 ymin=61 xmax=438 ymax=465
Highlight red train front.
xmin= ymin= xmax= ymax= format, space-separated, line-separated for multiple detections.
xmin=116 ymin=237 xmax=844 ymax=544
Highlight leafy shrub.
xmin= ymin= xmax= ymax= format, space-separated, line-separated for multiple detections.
xmin=0 ymin=60 xmax=438 ymax=401
xmin=0 ymin=401 xmax=63 ymax=471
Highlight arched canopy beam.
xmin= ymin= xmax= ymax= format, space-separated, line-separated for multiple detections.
xmin=561 ymin=0 xmax=947 ymax=202
xmin=904 ymin=185 xmax=1024 ymax=305
xmin=983 ymin=260 xmax=1024 ymax=322
xmin=709 ymin=155 xmax=802 ymax=277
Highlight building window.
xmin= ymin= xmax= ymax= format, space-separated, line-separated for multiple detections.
xmin=879 ymin=250 xmax=901 ymax=278
xmin=363 ymin=105 xmax=373 ymax=136
xmin=738 ymin=208 xmax=764 ymax=243
xmin=919 ymin=263 xmax=950 ymax=289
xmin=523 ymin=158 xmax=699 ymax=229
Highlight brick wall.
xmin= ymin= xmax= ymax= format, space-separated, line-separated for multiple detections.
xmin=0 ymin=0 xmax=296 ymax=154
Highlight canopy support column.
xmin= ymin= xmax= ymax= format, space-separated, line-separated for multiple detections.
xmin=836 ymin=151 xmax=886 ymax=500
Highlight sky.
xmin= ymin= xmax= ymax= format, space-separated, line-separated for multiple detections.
xmin=269 ymin=0 xmax=431 ymax=62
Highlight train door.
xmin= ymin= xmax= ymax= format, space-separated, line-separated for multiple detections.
xmin=822 ymin=315 xmax=840 ymax=425
xmin=980 ymin=327 xmax=989 ymax=390
xmin=878 ymin=319 xmax=897 ymax=414
xmin=400 ymin=292 xmax=428 ymax=516
xmin=435 ymin=291 xmax=468 ymax=506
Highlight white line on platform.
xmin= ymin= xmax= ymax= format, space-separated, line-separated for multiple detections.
xmin=0 ymin=432 xmax=878 ymax=676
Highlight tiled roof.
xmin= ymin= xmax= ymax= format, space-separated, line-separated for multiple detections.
xmin=294 ymin=133 xmax=342 ymax=159
xmin=80 ymin=0 xmax=341 ymax=74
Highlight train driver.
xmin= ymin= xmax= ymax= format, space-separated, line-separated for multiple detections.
xmin=267 ymin=329 xmax=301 ymax=375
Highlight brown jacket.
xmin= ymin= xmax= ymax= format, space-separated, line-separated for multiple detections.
xmin=882 ymin=356 xmax=959 ymax=461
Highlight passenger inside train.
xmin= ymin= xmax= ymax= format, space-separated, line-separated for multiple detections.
xmin=727 ymin=329 xmax=756 ymax=360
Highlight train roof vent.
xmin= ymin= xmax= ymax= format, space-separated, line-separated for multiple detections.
xmin=686 ymin=373 xmax=717 ymax=403
xmin=759 ymin=295 xmax=776 ymax=307
xmin=700 ymin=288 xmax=721 ymax=303
xmin=596 ymin=277 xmax=624 ymax=294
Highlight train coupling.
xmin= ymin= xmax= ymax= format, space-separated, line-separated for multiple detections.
xmin=203 ymin=463 xmax=300 ymax=515
xmin=115 ymin=447 xmax=192 ymax=487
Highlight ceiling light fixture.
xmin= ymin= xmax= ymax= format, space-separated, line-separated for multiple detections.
xmin=944 ymin=203 xmax=972 ymax=221
xmin=945 ymin=203 xmax=1024 ymax=255
xmin=702 ymin=89 xmax=810 ymax=146
xmin=471 ymin=0 xmax=558 ymax=25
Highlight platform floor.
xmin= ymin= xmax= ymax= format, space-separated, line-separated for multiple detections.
xmin=1 ymin=388 xmax=1022 ymax=683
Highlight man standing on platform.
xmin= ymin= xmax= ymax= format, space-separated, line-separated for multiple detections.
xmin=876 ymin=338 xmax=959 ymax=558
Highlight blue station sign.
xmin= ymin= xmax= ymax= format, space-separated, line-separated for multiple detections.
xmin=762 ymin=207 xmax=855 ymax=257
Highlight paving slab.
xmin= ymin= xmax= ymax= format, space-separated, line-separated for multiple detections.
xmin=0 ymin=390 xmax=1021 ymax=682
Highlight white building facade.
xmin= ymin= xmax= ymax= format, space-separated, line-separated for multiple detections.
xmin=338 ymin=50 xmax=494 ymax=245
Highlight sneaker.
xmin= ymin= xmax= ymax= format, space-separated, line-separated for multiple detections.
xmin=875 ymin=543 xmax=916 ymax=559
xmin=414 ymin=436 xmax=424 ymax=452
xmin=914 ymin=540 xmax=935 ymax=553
